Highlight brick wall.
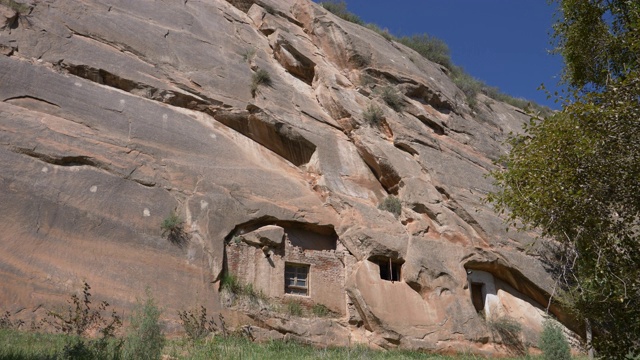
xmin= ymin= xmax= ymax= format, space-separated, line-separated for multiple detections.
xmin=226 ymin=228 xmax=347 ymax=314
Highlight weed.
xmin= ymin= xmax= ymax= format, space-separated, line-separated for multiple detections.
xmin=539 ymin=319 xmax=571 ymax=360
xmin=379 ymin=86 xmax=404 ymax=111
xmin=241 ymin=48 xmax=256 ymax=63
xmin=122 ymin=289 xmax=165 ymax=360
xmin=0 ymin=311 xmax=24 ymax=330
xmin=378 ymin=196 xmax=402 ymax=218
xmin=44 ymin=282 xmax=121 ymax=338
xmin=161 ymin=211 xmax=189 ymax=247
xmin=250 ymin=68 xmax=271 ymax=97
xmin=311 ymin=303 xmax=331 ymax=317
xmin=220 ymin=273 xmax=243 ymax=294
xmin=178 ymin=306 xmax=218 ymax=342
xmin=220 ymin=274 xmax=269 ymax=306
xmin=285 ymin=299 xmax=304 ymax=317
xmin=363 ymin=103 xmax=384 ymax=126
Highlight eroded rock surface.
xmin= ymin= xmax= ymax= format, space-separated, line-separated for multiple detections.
xmin=0 ymin=0 xmax=578 ymax=355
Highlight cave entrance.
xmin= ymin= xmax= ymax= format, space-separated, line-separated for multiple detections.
xmin=470 ymin=282 xmax=485 ymax=313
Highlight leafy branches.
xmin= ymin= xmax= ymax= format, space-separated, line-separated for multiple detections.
xmin=488 ymin=68 xmax=640 ymax=359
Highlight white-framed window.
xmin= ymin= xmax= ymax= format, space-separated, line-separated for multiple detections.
xmin=285 ymin=263 xmax=309 ymax=296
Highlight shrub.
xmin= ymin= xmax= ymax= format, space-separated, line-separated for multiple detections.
xmin=178 ymin=306 xmax=217 ymax=342
xmin=250 ymin=68 xmax=271 ymax=97
xmin=452 ymin=69 xmax=482 ymax=109
xmin=486 ymin=315 xmax=525 ymax=355
xmin=363 ymin=103 xmax=384 ymax=126
xmin=161 ymin=212 xmax=188 ymax=247
xmin=0 ymin=0 xmax=31 ymax=14
xmin=365 ymin=23 xmax=393 ymax=41
xmin=319 ymin=1 xmax=364 ymax=25
xmin=44 ymin=282 xmax=121 ymax=338
xmin=397 ymin=34 xmax=453 ymax=71
xmin=379 ymin=86 xmax=404 ymax=111
xmin=539 ymin=320 xmax=571 ymax=360
xmin=378 ymin=196 xmax=402 ymax=218
xmin=123 ymin=290 xmax=165 ymax=360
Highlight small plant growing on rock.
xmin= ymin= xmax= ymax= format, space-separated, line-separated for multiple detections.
xmin=241 ymin=48 xmax=256 ymax=63
xmin=0 ymin=0 xmax=31 ymax=14
xmin=378 ymin=196 xmax=402 ymax=217
xmin=285 ymin=299 xmax=303 ymax=317
xmin=539 ymin=319 xmax=571 ymax=360
xmin=250 ymin=68 xmax=271 ymax=97
xmin=363 ymin=103 xmax=384 ymax=126
xmin=161 ymin=211 xmax=189 ymax=247
xmin=311 ymin=303 xmax=331 ymax=318
xmin=379 ymin=86 xmax=404 ymax=111
xmin=487 ymin=315 xmax=525 ymax=356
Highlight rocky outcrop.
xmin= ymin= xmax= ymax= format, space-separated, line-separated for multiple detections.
xmin=0 ymin=0 xmax=578 ymax=355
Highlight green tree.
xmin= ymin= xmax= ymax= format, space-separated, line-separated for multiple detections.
xmin=539 ymin=320 xmax=571 ymax=360
xmin=489 ymin=1 xmax=640 ymax=358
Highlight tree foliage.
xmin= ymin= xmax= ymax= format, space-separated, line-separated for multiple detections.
xmin=552 ymin=0 xmax=640 ymax=90
xmin=489 ymin=1 xmax=640 ymax=358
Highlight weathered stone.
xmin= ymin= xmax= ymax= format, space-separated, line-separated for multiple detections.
xmin=238 ymin=225 xmax=285 ymax=247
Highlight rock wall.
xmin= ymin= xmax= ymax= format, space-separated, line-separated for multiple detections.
xmin=0 ymin=0 xmax=580 ymax=355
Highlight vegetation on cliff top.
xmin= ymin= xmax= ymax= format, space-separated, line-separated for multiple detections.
xmin=318 ymin=0 xmax=551 ymax=115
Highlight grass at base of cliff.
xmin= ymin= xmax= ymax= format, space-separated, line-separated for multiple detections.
xmin=1 ymin=328 xmax=589 ymax=360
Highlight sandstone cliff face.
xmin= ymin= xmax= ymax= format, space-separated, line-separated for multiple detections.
xmin=0 ymin=0 xmax=577 ymax=354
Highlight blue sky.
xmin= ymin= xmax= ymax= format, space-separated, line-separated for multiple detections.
xmin=316 ymin=1 xmax=565 ymax=109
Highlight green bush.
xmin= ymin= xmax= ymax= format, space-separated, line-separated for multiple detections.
xmin=379 ymin=86 xmax=404 ymax=111
xmin=250 ymin=68 xmax=271 ymax=97
xmin=363 ymin=103 xmax=384 ymax=126
xmin=378 ymin=196 xmax=402 ymax=218
xmin=398 ymin=34 xmax=453 ymax=71
xmin=123 ymin=290 xmax=165 ymax=360
xmin=319 ymin=1 xmax=364 ymax=25
xmin=539 ymin=320 xmax=571 ymax=360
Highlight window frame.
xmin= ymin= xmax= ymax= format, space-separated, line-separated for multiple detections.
xmin=284 ymin=262 xmax=310 ymax=296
